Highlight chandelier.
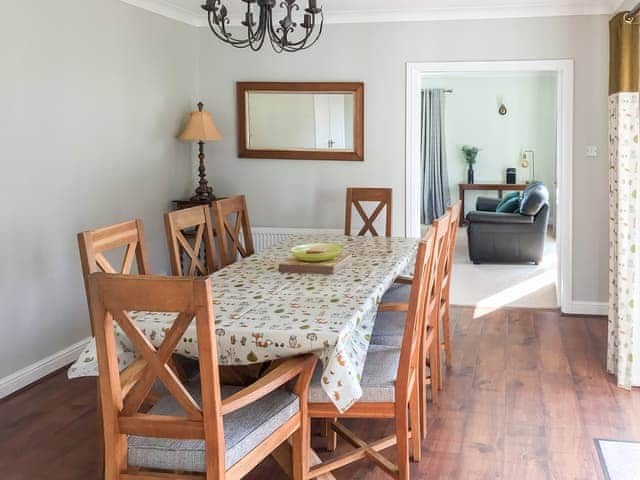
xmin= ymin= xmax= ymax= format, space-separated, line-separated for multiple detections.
xmin=201 ymin=0 xmax=323 ymax=53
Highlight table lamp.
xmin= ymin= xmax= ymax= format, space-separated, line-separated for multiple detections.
xmin=179 ymin=102 xmax=222 ymax=201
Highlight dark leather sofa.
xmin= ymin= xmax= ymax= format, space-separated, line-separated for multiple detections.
xmin=466 ymin=182 xmax=549 ymax=264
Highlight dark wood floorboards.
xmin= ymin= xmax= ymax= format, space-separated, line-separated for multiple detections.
xmin=2 ymin=307 xmax=639 ymax=479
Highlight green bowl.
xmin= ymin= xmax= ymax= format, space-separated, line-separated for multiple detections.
xmin=291 ymin=243 xmax=343 ymax=263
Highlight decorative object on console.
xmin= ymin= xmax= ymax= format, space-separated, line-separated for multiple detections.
xmin=179 ymin=102 xmax=222 ymax=202
xmin=201 ymin=0 xmax=323 ymax=53
xmin=462 ymin=145 xmax=480 ymax=184
xmin=521 ymin=150 xmax=535 ymax=183
xmin=506 ymin=167 xmax=517 ymax=184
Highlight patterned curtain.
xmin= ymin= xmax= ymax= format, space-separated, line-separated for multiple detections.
xmin=421 ymin=89 xmax=451 ymax=224
xmin=608 ymin=12 xmax=640 ymax=388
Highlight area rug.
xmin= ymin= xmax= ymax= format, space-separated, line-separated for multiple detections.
xmin=449 ymin=227 xmax=559 ymax=311
xmin=595 ymin=439 xmax=640 ymax=480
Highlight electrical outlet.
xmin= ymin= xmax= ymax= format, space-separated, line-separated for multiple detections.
xmin=586 ymin=145 xmax=599 ymax=158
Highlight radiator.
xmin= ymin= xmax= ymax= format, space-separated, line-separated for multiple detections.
xmin=251 ymin=227 xmax=342 ymax=252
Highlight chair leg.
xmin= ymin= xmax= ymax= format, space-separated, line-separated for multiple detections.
xmin=326 ymin=418 xmax=337 ymax=452
xmin=409 ymin=387 xmax=422 ymax=462
xmin=395 ymin=408 xmax=410 ymax=480
xmin=320 ymin=418 xmax=329 ymax=438
xmin=443 ymin=304 xmax=452 ymax=368
xmin=435 ymin=322 xmax=444 ymax=391
xmin=419 ymin=355 xmax=429 ymax=440
xmin=292 ymin=414 xmax=310 ymax=480
xmin=430 ymin=340 xmax=440 ymax=405
xmin=96 ymin=384 xmax=105 ymax=480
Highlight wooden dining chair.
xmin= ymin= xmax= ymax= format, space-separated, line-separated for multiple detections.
xmin=77 ymin=219 xmax=153 ymax=480
xmin=419 ymin=212 xmax=450 ymax=436
xmin=345 ymin=187 xmax=392 ymax=237
xmin=211 ymin=195 xmax=255 ymax=267
xmin=164 ymin=205 xmax=219 ymax=276
xmin=304 ymin=232 xmax=435 ymax=480
xmin=439 ymin=202 xmax=462 ymax=367
xmin=88 ymin=273 xmax=317 ymax=480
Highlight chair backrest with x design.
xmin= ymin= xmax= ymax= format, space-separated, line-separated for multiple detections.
xmin=78 ymin=219 xmax=152 ymax=334
xmin=88 ymin=273 xmax=226 ymax=478
xmin=212 ymin=195 xmax=255 ymax=267
xmin=165 ymin=205 xmax=219 ymax=276
xmin=344 ymin=187 xmax=392 ymax=237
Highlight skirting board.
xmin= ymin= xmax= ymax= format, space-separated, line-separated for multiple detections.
xmin=564 ymin=301 xmax=608 ymax=316
xmin=0 ymin=337 xmax=91 ymax=399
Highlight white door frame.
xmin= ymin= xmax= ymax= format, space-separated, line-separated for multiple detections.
xmin=405 ymin=60 xmax=574 ymax=313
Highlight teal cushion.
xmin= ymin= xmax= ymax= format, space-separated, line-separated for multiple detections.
xmin=495 ymin=192 xmax=520 ymax=211
xmin=496 ymin=196 xmax=521 ymax=213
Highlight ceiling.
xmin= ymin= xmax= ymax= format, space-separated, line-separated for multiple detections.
xmin=121 ymin=0 xmax=625 ymax=27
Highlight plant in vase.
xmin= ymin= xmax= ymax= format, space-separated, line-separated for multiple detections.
xmin=462 ymin=145 xmax=480 ymax=184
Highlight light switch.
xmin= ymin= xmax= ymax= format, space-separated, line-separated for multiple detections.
xmin=586 ymin=145 xmax=599 ymax=157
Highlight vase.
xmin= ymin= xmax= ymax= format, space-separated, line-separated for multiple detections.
xmin=467 ymin=165 xmax=474 ymax=184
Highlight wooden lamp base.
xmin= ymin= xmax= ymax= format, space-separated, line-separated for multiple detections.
xmin=191 ymin=140 xmax=216 ymax=202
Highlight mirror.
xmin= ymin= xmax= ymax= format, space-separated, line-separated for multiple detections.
xmin=237 ymin=82 xmax=364 ymax=161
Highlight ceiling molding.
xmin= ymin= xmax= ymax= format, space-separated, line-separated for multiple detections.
xmin=323 ymin=3 xmax=616 ymax=25
xmin=119 ymin=0 xmax=203 ymax=26
xmin=119 ymin=1 xmax=620 ymax=27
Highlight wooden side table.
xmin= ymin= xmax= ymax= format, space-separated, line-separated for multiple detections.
xmin=458 ymin=183 xmax=527 ymax=226
xmin=173 ymin=198 xmax=212 ymax=210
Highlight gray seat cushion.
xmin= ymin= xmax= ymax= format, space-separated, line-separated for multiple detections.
xmin=371 ymin=311 xmax=406 ymax=346
xmin=370 ymin=284 xmax=411 ymax=346
xmin=128 ymin=383 xmax=299 ymax=472
xmin=309 ymin=349 xmax=401 ymax=403
xmin=380 ymin=283 xmax=411 ymax=303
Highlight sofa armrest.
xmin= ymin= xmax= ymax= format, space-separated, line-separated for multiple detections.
xmin=466 ymin=211 xmax=534 ymax=224
xmin=476 ymin=197 xmax=501 ymax=212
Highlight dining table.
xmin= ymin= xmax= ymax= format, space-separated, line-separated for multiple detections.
xmin=69 ymin=233 xmax=417 ymax=414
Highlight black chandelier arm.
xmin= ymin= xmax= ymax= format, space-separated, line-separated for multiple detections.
xmin=280 ymin=11 xmax=323 ymax=51
xmin=207 ymin=13 xmax=251 ymax=47
xmin=243 ymin=1 xmax=264 ymax=45
xmin=247 ymin=7 xmax=269 ymax=51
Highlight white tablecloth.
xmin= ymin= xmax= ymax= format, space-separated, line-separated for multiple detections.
xmin=68 ymin=234 xmax=417 ymax=413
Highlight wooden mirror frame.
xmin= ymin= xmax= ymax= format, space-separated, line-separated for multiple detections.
xmin=237 ymin=82 xmax=364 ymax=161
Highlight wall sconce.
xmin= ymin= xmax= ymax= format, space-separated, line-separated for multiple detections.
xmin=497 ymin=96 xmax=508 ymax=116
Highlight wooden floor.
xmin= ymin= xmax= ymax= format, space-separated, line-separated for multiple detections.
xmin=2 ymin=307 xmax=639 ymax=479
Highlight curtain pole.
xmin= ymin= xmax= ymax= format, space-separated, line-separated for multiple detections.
xmin=625 ymin=2 xmax=640 ymax=22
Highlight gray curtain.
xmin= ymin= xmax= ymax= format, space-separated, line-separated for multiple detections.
xmin=421 ymin=89 xmax=450 ymax=224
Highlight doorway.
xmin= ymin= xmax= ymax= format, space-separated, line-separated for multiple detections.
xmin=405 ymin=60 xmax=574 ymax=314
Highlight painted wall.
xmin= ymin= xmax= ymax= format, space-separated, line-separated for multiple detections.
xmin=422 ymin=74 xmax=558 ymax=223
xmin=197 ymin=15 xmax=609 ymax=305
xmin=0 ymin=0 xmax=198 ymax=378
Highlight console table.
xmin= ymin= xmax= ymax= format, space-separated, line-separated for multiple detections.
xmin=458 ymin=183 xmax=528 ymax=226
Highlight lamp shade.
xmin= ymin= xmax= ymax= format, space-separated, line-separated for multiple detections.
xmin=179 ymin=102 xmax=222 ymax=142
